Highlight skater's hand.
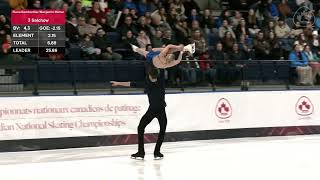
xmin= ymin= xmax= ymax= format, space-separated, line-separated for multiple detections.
xmin=110 ymin=81 xmax=121 ymax=86
xmin=178 ymin=45 xmax=184 ymax=51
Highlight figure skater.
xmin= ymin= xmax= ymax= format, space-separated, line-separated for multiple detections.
xmin=131 ymin=43 xmax=195 ymax=69
xmin=111 ymin=66 xmax=170 ymax=160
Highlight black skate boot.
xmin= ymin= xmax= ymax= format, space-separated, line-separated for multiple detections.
xmin=154 ymin=151 xmax=164 ymax=160
xmin=131 ymin=152 xmax=145 ymax=160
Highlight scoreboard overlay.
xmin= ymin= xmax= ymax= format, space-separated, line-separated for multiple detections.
xmin=11 ymin=10 xmax=66 ymax=55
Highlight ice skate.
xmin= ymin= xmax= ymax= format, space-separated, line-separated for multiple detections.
xmin=183 ymin=43 xmax=195 ymax=54
xmin=131 ymin=152 xmax=145 ymax=160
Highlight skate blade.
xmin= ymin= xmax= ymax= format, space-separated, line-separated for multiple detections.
xmin=154 ymin=157 xmax=163 ymax=160
xmin=131 ymin=156 xmax=144 ymax=160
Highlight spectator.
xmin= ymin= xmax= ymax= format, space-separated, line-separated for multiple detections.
xmin=303 ymin=21 xmax=315 ymax=40
xmin=192 ymin=29 xmax=208 ymax=58
xmin=219 ymin=20 xmax=236 ymax=39
xmin=301 ymin=0 xmax=313 ymax=11
xmin=175 ymin=20 xmax=191 ymax=44
xmin=266 ymin=0 xmax=279 ymax=20
xmin=130 ymin=8 xmax=139 ymax=22
xmin=247 ymin=8 xmax=258 ymax=29
xmin=108 ymin=0 xmax=124 ymax=12
xmin=137 ymin=0 xmax=147 ymax=16
xmin=136 ymin=30 xmax=151 ymax=48
xmin=0 ymin=15 xmax=11 ymax=35
xmin=9 ymin=0 xmax=28 ymax=10
xmin=315 ymin=10 xmax=320 ymax=30
xmin=122 ymin=30 xmax=138 ymax=59
xmin=212 ymin=42 xmax=234 ymax=84
xmin=238 ymin=34 xmax=254 ymax=59
xmin=222 ymin=31 xmax=236 ymax=52
xmin=170 ymin=0 xmax=186 ymax=21
xmin=94 ymin=28 xmax=122 ymax=60
xmin=253 ymin=31 xmax=271 ymax=60
xmin=31 ymin=0 xmax=42 ymax=9
xmin=289 ymin=44 xmax=313 ymax=85
xmin=79 ymin=34 xmax=101 ymax=59
xmin=61 ymin=2 xmax=72 ymax=20
xmin=151 ymin=30 xmax=164 ymax=48
xmin=71 ymin=1 xmax=88 ymax=19
xmin=100 ymin=17 xmax=115 ymax=32
xmin=231 ymin=11 xmax=243 ymax=27
xmin=166 ymin=7 xmax=178 ymax=27
xmin=149 ymin=14 xmax=171 ymax=36
xmin=162 ymin=29 xmax=176 ymax=45
xmin=188 ymin=9 xmax=201 ymax=24
xmin=199 ymin=52 xmax=216 ymax=86
xmin=137 ymin=16 xmax=151 ymax=36
xmin=119 ymin=15 xmax=139 ymax=37
xmin=296 ymin=33 xmax=308 ymax=47
xmin=88 ymin=17 xmax=102 ymax=34
xmin=210 ymin=42 xmax=226 ymax=62
xmin=304 ymin=45 xmax=320 ymax=61
xmin=66 ymin=17 xmax=80 ymax=44
xmin=87 ymin=1 xmax=107 ymax=24
xmin=263 ymin=20 xmax=275 ymax=37
xmin=227 ymin=43 xmax=246 ymax=84
xmin=124 ymin=0 xmax=137 ymax=10
xmin=217 ymin=10 xmax=232 ymax=28
xmin=274 ymin=18 xmax=291 ymax=38
xmin=1 ymin=34 xmax=12 ymax=54
xmin=278 ymin=0 xmax=292 ymax=18
xmin=183 ymin=0 xmax=200 ymax=18
xmin=267 ymin=31 xmax=281 ymax=59
xmin=201 ymin=9 xmax=216 ymax=34
xmin=235 ymin=18 xmax=249 ymax=38
xmin=78 ymin=17 xmax=98 ymax=37
xmin=147 ymin=0 xmax=161 ymax=13
xmin=310 ymin=31 xmax=320 ymax=53
xmin=305 ymin=45 xmax=320 ymax=84
xmin=228 ymin=43 xmax=247 ymax=62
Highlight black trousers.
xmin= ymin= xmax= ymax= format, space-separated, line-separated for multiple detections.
xmin=138 ymin=107 xmax=167 ymax=153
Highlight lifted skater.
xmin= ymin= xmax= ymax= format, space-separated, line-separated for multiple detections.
xmin=111 ymin=66 xmax=169 ymax=160
xmin=131 ymin=43 xmax=195 ymax=69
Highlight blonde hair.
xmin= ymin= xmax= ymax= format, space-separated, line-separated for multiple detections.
xmin=165 ymin=54 xmax=175 ymax=64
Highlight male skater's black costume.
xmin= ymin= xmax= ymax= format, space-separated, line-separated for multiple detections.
xmin=131 ymin=68 xmax=167 ymax=159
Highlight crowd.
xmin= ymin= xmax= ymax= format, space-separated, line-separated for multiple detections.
xmin=1 ymin=0 xmax=320 ymax=86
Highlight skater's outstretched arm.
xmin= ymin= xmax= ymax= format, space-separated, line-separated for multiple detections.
xmin=110 ymin=81 xmax=131 ymax=87
xmin=152 ymin=48 xmax=165 ymax=52
xmin=159 ymin=44 xmax=183 ymax=57
xmin=110 ymin=81 xmax=145 ymax=87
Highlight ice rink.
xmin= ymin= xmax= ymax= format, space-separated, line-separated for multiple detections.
xmin=0 ymin=135 xmax=320 ymax=180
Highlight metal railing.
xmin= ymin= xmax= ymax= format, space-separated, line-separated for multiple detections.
xmin=0 ymin=59 xmax=316 ymax=95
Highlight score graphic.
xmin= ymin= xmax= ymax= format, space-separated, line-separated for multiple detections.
xmin=11 ymin=10 xmax=66 ymax=55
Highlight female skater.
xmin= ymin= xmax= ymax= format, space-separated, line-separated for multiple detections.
xmin=131 ymin=43 xmax=195 ymax=69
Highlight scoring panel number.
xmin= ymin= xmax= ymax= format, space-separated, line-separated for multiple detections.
xmin=48 ymin=33 xmax=57 ymax=38
xmin=46 ymin=48 xmax=58 ymax=53
xmin=47 ymin=41 xmax=57 ymax=46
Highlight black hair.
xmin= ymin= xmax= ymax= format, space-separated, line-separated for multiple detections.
xmin=147 ymin=66 xmax=159 ymax=79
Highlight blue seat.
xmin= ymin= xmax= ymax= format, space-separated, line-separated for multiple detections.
xmin=243 ymin=61 xmax=261 ymax=81
xmin=72 ymin=61 xmax=87 ymax=82
xmin=128 ymin=61 xmax=146 ymax=81
xmin=260 ymin=61 xmax=276 ymax=81
xmin=113 ymin=61 xmax=129 ymax=81
xmin=275 ymin=61 xmax=290 ymax=81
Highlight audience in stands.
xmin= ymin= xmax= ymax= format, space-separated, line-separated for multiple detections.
xmin=2 ymin=0 xmax=320 ymax=86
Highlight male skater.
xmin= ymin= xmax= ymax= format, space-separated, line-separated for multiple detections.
xmin=110 ymin=63 xmax=181 ymax=159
